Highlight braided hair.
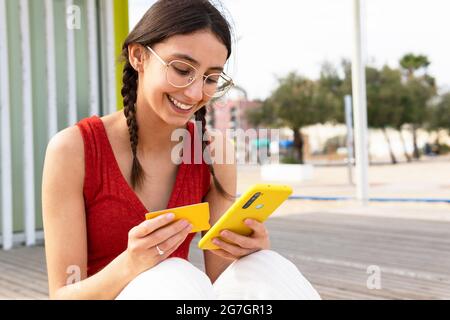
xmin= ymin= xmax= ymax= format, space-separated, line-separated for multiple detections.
xmin=121 ymin=59 xmax=144 ymax=189
xmin=195 ymin=106 xmax=235 ymax=201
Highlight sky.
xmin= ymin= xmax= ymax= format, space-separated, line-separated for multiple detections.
xmin=129 ymin=0 xmax=450 ymax=101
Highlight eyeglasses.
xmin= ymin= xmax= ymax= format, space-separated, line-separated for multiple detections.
xmin=146 ymin=46 xmax=234 ymax=98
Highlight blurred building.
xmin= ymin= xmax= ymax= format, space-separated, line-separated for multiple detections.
xmin=206 ymin=99 xmax=262 ymax=132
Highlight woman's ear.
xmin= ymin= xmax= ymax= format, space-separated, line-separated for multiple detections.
xmin=128 ymin=44 xmax=147 ymax=73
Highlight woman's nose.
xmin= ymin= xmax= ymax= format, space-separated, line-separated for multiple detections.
xmin=183 ymin=77 xmax=204 ymax=102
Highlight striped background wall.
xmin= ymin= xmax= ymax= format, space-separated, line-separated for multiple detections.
xmin=0 ymin=0 xmax=128 ymax=250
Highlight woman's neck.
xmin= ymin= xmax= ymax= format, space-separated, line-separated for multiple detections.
xmin=132 ymin=101 xmax=185 ymax=155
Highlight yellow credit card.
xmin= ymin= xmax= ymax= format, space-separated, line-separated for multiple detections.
xmin=145 ymin=202 xmax=211 ymax=233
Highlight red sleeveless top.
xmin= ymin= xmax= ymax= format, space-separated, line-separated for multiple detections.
xmin=76 ymin=115 xmax=211 ymax=276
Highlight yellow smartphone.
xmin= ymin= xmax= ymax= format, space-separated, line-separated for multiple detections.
xmin=198 ymin=184 xmax=293 ymax=250
xmin=145 ymin=202 xmax=211 ymax=233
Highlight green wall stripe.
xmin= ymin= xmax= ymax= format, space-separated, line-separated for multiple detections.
xmin=114 ymin=0 xmax=128 ymax=111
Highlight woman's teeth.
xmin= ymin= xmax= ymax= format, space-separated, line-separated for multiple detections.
xmin=168 ymin=95 xmax=194 ymax=110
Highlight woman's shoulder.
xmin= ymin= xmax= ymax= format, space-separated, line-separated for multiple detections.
xmin=43 ymin=125 xmax=85 ymax=193
xmin=45 ymin=124 xmax=85 ymax=177
xmin=48 ymin=112 xmax=120 ymax=151
xmin=47 ymin=125 xmax=84 ymax=158
xmin=43 ymin=112 xmax=124 ymax=197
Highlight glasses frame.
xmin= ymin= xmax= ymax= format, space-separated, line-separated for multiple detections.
xmin=146 ymin=45 xmax=234 ymax=98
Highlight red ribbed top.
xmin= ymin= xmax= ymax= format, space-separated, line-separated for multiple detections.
xmin=76 ymin=116 xmax=211 ymax=276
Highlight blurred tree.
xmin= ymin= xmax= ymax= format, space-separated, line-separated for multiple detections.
xmin=247 ymin=54 xmax=440 ymax=165
xmin=246 ymin=97 xmax=279 ymax=129
xmin=400 ymin=53 xmax=430 ymax=80
xmin=317 ymin=62 xmax=345 ymax=123
xmin=341 ymin=61 xmax=406 ymax=163
xmin=428 ymin=92 xmax=450 ymax=153
xmin=365 ymin=66 xmax=407 ymax=164
xmin=431 ymin=92 xmax=450 ymax=131
xmin=248 ymin=72 xmax=324 ymax=163
xmin=399 ymin=53 xmax=436 ymax=159
xmin=274 ymin=73 xmax=324 ymax=163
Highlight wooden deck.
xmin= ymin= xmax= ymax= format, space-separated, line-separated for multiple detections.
xmin=1 ymin=211 xmax=450 ymax=300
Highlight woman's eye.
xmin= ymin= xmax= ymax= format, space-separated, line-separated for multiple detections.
xmin=206 ymin=75 xmax=220 ymax=84
xmin=206 ymin=78 xmax=218 ymax=84
xmin=174 ymin=67 xmax=191 ymax=75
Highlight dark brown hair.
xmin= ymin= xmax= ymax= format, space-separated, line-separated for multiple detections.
xmin=121 ymin=0 xmax=234 ymax=200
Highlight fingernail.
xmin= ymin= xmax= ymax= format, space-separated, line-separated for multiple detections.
xmin=220 ymin=231 xmax=228 ymax=237
xmin=213 ymin=238 xmax=220 ymax=245
xmin=245 ymin=219 xmax=252 ymax=225
xmin=166 ymin=213 xmax=175 ymax=220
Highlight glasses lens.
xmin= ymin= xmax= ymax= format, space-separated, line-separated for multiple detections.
xmin=204 ymin=73 xmax=232 ymax=98
xmin=167 ymin=61 xmax=196 ymax=87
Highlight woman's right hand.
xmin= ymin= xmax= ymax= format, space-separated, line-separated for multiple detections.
xmin=125 ymin=213 xmax=193 ymax=277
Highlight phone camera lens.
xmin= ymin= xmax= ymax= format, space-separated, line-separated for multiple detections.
xmin=242 ymin=192 xmax=263 ymax=209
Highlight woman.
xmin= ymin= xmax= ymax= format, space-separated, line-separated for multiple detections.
xmin=42 ymin=0 xmax=320 ymax=300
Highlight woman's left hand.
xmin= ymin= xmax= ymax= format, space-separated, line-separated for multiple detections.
xmin=208 ymin=219 xmax=270 ymax=260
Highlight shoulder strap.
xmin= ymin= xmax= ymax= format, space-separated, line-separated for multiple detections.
xmin=75 ymin=116 xmax=104 ymax=204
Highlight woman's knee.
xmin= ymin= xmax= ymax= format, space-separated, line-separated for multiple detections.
xmin=214 ymin=250 xmax=321 ymax=300
xmin=116 ymin=258 xmax=216 ymax=300
xmin=239 ymin=249 xmax=287 ymax=264
xmin=229 ymin=249 xmax=294 ymax=271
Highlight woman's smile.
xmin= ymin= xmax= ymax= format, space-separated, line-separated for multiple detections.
xmin=166 ymin=94 xmax=196 ymax=114
xmin=167 ymin=94 xmax=195 ymax=110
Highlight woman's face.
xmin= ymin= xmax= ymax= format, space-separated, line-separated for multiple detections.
xmin=132 ymin=30 xmax=229 ymax=127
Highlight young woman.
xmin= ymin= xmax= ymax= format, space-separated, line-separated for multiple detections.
xmin=42 ymin=0 xmax=320 ymax=300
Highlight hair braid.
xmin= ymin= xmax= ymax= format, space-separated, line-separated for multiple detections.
xmin=195 ymin=106 xmax=235 ymax=201
xmin=122 ymin=59 xmax=145 ymax=190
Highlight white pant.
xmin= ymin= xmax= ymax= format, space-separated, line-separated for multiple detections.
xmin=116 ymin=250 xmax=321 ymax=300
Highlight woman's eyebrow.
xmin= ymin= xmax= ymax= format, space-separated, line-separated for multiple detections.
xmin=170 ymin=53 xmax=224 ymax=72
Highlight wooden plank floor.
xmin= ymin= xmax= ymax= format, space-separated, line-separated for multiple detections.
xmin=1 ymin=212 xmax=449 ymax=300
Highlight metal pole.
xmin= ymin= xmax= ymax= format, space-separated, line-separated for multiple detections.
xmin=344 ymin=95 xmax=354 ymax=185
xmin=0 ymin=0 xmax=14 ymax=250
xmin=351 ymin=0 xmax=369 ymax=204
